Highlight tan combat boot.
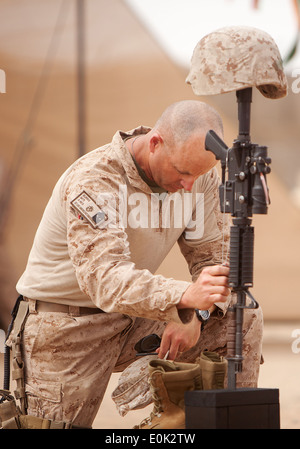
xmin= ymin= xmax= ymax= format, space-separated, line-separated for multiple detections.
xmin=198 ymin=350 xmax=227 ymax=389
xmin=133 ymin=360 xmax=202 ymax=429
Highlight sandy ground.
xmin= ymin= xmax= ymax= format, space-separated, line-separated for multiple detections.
xmin=1 ymin=321 xmax=299 ymax=429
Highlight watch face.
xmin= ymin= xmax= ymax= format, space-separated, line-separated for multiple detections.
xmin=199 ymin=310 xmax=210 ymax=321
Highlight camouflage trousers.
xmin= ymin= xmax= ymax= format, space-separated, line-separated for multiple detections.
xmin=20 ymin=299 xmax=263 ymax=428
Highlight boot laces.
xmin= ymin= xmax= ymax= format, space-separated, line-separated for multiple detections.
xmin=136 ymin=371 xmax=163 ymax=427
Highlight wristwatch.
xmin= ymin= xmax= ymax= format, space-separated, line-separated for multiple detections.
xmin=195 ymin=309 xmax=210 ymax=328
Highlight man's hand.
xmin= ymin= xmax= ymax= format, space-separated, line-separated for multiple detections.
xmin=156 ymin=314 xmax=201 ymax=360
xmin=179 ymin=264 xmax=230 ymax=311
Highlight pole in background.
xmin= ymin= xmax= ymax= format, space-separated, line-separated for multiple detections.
xmin=76 ymin=0 xmax=86 ymax=158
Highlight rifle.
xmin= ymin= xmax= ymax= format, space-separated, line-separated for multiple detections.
xmin=205 ymin=87 xmax=271 ymax=389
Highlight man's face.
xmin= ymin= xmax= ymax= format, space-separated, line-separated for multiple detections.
xmin=149 ymin=133 xmax=217 ymax=192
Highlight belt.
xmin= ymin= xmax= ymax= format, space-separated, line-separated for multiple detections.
xmin=25 ymin=298 xmax=104 ymax=316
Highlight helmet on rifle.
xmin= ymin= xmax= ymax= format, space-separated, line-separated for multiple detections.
xmin=186 ymin=26 xmax=287 ymax=99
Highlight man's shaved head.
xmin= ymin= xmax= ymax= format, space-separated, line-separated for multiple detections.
xmin=153 ymin=100 xmax=223 ymax=150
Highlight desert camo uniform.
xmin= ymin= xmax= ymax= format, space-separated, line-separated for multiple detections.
xmin=14 ymin=126 xmax=263 ymax=428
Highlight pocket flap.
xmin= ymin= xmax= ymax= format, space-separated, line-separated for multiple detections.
xmin=25 ymin=381 xmax=62 ymax=403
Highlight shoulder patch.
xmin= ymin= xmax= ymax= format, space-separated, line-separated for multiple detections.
xmin=71 ymin=191 xmax=106 ymax=228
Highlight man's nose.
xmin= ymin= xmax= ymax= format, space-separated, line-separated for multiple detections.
xmin=180 ymin=176 xmax=195 ymax=191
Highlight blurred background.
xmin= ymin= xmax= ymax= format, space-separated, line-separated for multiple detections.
xmin=0 ymin=0 xmax=299 ymax=428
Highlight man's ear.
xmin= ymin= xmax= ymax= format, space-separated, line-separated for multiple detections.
xmin=149 ymin=133 xmax=163 ymax=154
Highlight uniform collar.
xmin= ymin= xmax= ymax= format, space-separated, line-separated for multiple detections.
xmin=112 ymin=126 xmax=155 ymax=193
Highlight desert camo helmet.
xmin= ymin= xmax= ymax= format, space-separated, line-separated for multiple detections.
xmin=186 ymin=26 xmax=287 ymax=99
